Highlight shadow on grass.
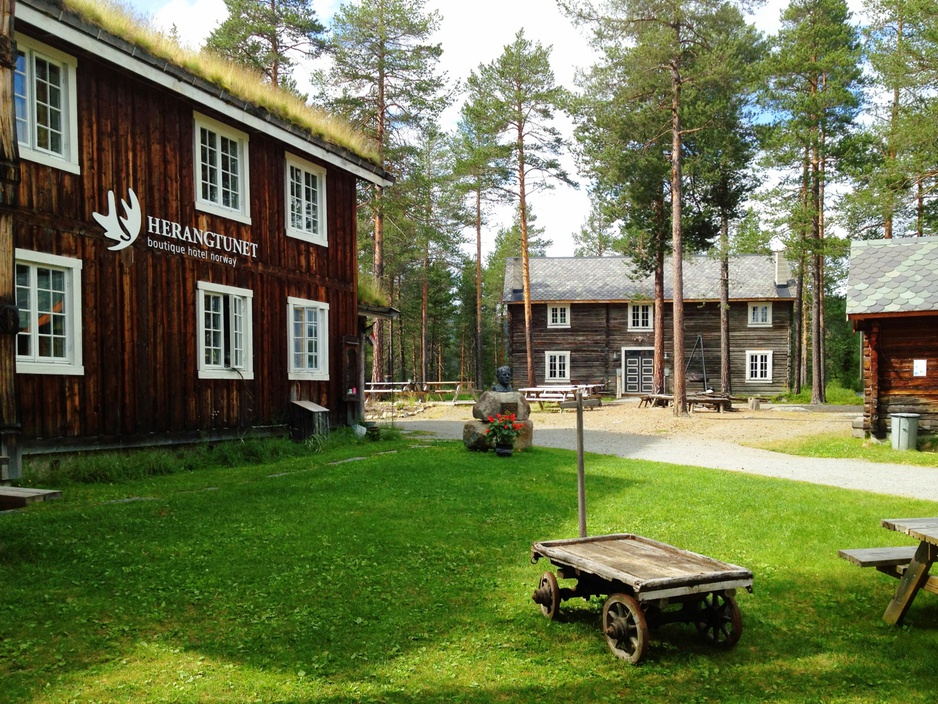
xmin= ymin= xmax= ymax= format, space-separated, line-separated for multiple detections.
xmin=3 ymin=440 xmax=938 ymax=703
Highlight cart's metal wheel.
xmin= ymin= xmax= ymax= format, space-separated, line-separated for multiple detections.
xmin=602 ymin=593 xmax=649 ymax=664
xmin=695 ymin=592 xmax=743 ymax=648
xmin=532 ymin=571 xmax=561 ymax=620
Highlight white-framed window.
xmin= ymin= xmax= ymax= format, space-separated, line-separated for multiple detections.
xmin=194 ymin=112 xmax=251 ymax=224
xmin=746 ymin=350 xmax=773 ymax=382
xmin=547 ymin=303 xmax=570 ymax=328
xmin=545 ymin=351 xmax=570 ymax=382
xmin=15 ymin=249 xmax=84 ymax=375
xmin=286 ymin=154 xmax=327 ymax=246
xmin=197 ymin=281 xmax=254 ymax=379
xmin=628 ymin=302 xmax=653 ymax=331
xmin=288 ymin=296 xmax=330 ymax=380
xmin=14 ymin=35 xmax=80 ymax=174
xmin=748 ymin=302 xmax=773 ymax=327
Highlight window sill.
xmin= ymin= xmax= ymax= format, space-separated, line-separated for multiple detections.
xmin=289 ymin=372 xmax=330 ymax=381
xmin=195 ymin=201 xmax=252 ymax=226
xmin=20 ymin=147 xmax=81 ymax=175
xmin=199 ymin=369 xmax=255 ymax=380
xmin=17 ymin=362 xmax=84 ymax=375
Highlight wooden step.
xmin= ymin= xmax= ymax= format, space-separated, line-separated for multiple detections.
xmin=0 ymin=487 xmax=63 ymax=511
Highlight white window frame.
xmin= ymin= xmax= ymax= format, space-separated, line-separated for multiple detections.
xmin=628 ymin=302 xmax=654 ymax=331
xmin=194 ymin=112 xmax=251 ymax=224
xmin=287 ymin=296 xmax=330 ymax=381
xmin=15 ymin=249 xmax=84 ymax=375
xmin=547 ymin=303 xmax=570 ymax=329
xmin=748 ymin=302 xmax=773 ymax=327
xmin=285 ymin=154 xmax=328 ymax=246
xmin=745 ymin=350 xmax=773 ymax=383
xmin=197 ymin=281 xmax=254 ymax=379
xmin=545 ymin=350 xmax=571 ymax=383
xmin=14 ymin=35 xmax=80 ymax=175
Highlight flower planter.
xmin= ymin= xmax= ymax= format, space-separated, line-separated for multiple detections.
xmin=494 ymin=443 xmax=514 ymax=457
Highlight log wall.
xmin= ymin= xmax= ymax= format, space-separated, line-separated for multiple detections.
xmin=860 ymin=316 xmax=938 ymax=438
xmin=508 ymin=300 xmax=792 ymax=396
xmin=14 ymin=27 xmax=360 ymax=446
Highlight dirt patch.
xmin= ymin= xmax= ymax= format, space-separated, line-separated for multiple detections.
xmin=378 ymin=399 xmax=859 ymax=447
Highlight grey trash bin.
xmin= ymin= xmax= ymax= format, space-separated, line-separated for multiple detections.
xmin=891 ymin=413 xmax=920 ymax=451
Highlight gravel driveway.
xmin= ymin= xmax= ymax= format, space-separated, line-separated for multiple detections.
xmin=391 ymin=404 xmax=938 ymax=503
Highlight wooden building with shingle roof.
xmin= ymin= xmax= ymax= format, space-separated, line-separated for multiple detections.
xmin=502 ymin=253 xmax=795 ymax=397
xmin=847 ymin=237 xmax=938 ymax=440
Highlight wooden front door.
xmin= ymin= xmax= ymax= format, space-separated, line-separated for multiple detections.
xmin=622 ymin=348 xmax=654 ymax=394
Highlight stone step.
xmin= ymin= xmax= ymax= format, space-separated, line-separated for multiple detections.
xmin=0 ymin=487 xmax=63 ymax=511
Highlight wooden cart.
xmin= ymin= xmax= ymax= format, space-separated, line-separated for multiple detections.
xmin=530 ymin=533 xmax=754 ymax=664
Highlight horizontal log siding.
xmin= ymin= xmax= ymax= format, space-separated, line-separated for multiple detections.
xmin=865 ymin=316 xmax=938 ymax=436
xmin=508 ymin=300 xmax=791 ymax=396
xmin=14 ymin=38 xmax=358 ymax=443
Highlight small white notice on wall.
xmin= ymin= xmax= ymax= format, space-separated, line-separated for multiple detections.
xmin=913 ymin=359 xmax=927 ymax=377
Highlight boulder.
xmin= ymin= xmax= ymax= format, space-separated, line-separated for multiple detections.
xmin=463 ymin=419 xmax=534 ymax=452
xmin=472 ymin=391 xmax=530 ymax=422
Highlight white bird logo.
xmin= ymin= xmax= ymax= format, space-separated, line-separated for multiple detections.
xmin=93 ymin=188 xmax=142 ymax=251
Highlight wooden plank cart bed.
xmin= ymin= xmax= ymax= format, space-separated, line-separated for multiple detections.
xmin=530 ymin=533 xmax=754 ymax=664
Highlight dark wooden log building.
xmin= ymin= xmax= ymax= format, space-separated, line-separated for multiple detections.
xmin=503 ymin=254 xmax=794 ymax=397
xmin=847 ymin=237 xmax=938 ymax=439
xmin=2 ymin=0 xmax=391 ymax=474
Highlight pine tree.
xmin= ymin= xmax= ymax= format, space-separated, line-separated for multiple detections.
xmin=205 ymin=0 xmax=325 ymax=94
xmin=465 ymin=29 xmax=572 ymax=388
xmin=316 ymin=0 xmax=448 ymax=383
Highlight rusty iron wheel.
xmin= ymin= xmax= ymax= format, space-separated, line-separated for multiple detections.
xmin=602 ymin=593 xmax=648 ymax=664
xmin=695 ymin=592 xmax=743 ymax=648
xmin=532 ymin=571 xmax=561 ymax=620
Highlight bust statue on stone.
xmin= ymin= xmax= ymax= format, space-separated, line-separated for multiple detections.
xmin=492 ymin=365 xmax=513 ymax=392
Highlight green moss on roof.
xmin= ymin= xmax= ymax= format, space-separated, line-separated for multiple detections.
xmin=61 ymin=0 xmax=380 ymax=165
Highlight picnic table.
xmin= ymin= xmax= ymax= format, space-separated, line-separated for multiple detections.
xmin=637 ymin=393 xmax=733 ymax=412
xmin=530 ymin=533 xmax=753 ymax=664
xmin=840 ymin=517 xmax=938 ymax=626
xmin=364 ymin=380 xmax=464 ymax=406
xmin=519 ymin=384 xmax=603 ymax=411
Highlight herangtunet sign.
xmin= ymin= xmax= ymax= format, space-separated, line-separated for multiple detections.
xmin=93 ymin=187 xmax=258 ymax=267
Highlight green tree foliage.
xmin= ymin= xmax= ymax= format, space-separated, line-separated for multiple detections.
xmin=464 ymin=29 xmax=572 ymax=387
xmin=451 ymin=102 xmax=511 ymax=390
xmin=205 ymin=0 xmax=324 ymax=94
xmin=316 ymin=0 xmax=448 ymax=382
xmin=566 ymin=0 xmax=759 ymax=406
xmin=760 ymin=0 xmax=862 ymax=402
xmin=843 ymin=0 xmax=938 ymax=239
xmin=572 ymin=199 xmax=623 ymax=256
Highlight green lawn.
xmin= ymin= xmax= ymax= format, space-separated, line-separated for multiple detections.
xmin=3 ymin=435 xmax=938 ymax=702
xmin=755 ymin=433 xmax=938 ymax=468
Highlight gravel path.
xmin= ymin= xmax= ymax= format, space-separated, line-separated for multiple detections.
xmin=393 ymin=413 xmax=938 ymax=503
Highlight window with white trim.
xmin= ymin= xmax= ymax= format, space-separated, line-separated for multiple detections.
xmin=547 ymin=304 xmax=570 ymax=328
xmin=288 ymin=297 xmax=330 ymax=380
xmin=545 ymin=351 xmax=570 ymax=382
xmin=748 ymin=302 xmax=772 ymax=327
xmin=194 ymin=112 xmax=251 ymax=224
xmin=745 ymin=350 xmax=773 ymax=382
xmin=286 ymin=154 xmax=327 ymax=246
xmin=15 ymin=249 xmax=83 ymax=375
xmin=14 ymin=36 xmax=80 ymax=174
xmin=628 ymin=302 xmax=653 ymax=330
xmin=197 ymin=281 xmax=254 ymax=379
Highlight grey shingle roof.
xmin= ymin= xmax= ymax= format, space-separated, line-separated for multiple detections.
xmin=502 ymin=254 xmax=792 ymax=303
xmin=846 ymin=237 xmax=938 ymax=317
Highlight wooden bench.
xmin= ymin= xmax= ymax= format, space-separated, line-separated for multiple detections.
xmin=560 ymin=398 xmax=602 ymax=411
xmin=839 ymin=546 xmax=938 ymax=595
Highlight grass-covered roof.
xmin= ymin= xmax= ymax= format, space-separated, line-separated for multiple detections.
xmin=52 ymin=0 xmax=380 ymax=167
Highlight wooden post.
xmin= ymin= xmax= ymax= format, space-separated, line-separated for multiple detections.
xmin=0 ymin=0 xmax=21 ymax=481
xmin=576 ymin=389 xmax=587 ymax=538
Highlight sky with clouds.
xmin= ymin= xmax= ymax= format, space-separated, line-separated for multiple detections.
xmin=124 ymin=0 xmax=866 ymax=257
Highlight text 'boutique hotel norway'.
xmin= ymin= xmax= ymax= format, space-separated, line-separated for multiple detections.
xmin=1 ymin=0 xmax=392 ymax=478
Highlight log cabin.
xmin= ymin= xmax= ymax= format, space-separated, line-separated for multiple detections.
xmin=1 ymin=0 xmax=391 ymax=478
xmin=502 ymin=253 xmax=794 ymax=398
xmin=846 ymin=237 xmax=938 ymax=441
